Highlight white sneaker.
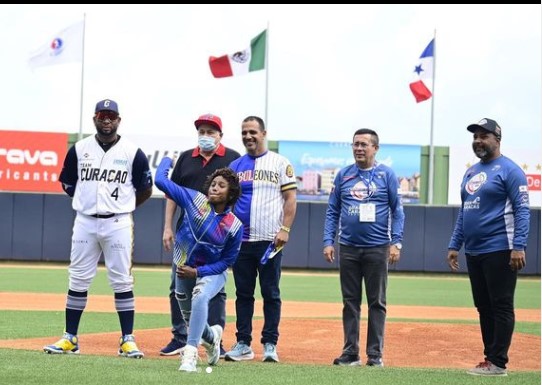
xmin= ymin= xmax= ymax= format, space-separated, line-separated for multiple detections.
xmin=467 ymin=360 xmax=507 ymax=376
xmin=179 ymin=345 xmax=198 ymax=373
xmin=201 ymin=325 xmax=223 ymax=366
xmin=262 ymin=342 xmax=279 ymax=362
xmin=224 ymin=342 xmax=254 ymax=361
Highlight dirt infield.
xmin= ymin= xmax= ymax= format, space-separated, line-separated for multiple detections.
xmin=0 ymin=292 xmax=539 ymax=371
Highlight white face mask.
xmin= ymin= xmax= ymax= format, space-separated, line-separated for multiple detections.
xmin=198 ymin=136 xmax=217 ymax=151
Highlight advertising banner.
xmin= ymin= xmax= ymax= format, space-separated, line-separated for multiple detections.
xmin=0 ymin=130 xmax=68 ymax=193
xmin=278 ymin=141 xmax=422 ymax=203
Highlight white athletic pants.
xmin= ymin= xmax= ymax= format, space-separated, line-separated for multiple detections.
xmin=68 ymin=213 xmax=134 ymax=293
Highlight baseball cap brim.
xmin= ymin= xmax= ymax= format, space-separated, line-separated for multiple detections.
xmin=195 ymin=119 xmax=221 ymax=131
xmin=467 ymin=124 xmax=485 ymax=133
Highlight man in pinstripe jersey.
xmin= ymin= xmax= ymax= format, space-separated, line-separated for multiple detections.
xmin=225 ymin=116 xmax=297 ymax=363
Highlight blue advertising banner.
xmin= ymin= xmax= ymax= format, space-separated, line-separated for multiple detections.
xmin=278 ymin=141 xmax=422 ymax=203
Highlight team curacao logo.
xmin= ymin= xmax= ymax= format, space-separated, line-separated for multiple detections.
xmin=350 ymin=180 xmax=376 ymax=201
xmin=465 ymin=172 xmax=487 ymax=194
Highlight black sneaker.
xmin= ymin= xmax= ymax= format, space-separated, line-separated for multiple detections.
xmin=333 ymin=353 xmax=361 ymax=366
xmin=159 ymin=339 xmax=185 ymax=356
xmin=366 ymin=356 xmax=384 ymax=367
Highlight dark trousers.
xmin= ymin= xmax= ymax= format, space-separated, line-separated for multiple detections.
xmin=339 ymin=244 xmax=388 ymax=358
xmin=168 ymin=263 xmax=226 ymax=343
xmin=232 ymin=241 xmax=282 ymax=346
xmin=466 ymin=250 xmax=517 ymax=369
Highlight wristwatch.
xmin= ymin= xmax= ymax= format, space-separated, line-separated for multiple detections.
xmin=392 ymin=243 xmax=402 ymax=250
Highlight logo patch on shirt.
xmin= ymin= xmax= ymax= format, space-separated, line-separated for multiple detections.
xmin=285 ymin=165 xmax=294 ymax=178
xmin=350 ymin=181 xmax=376 ymax=201
xmin=519 ymin=185 xmax=528 ymax=192
xmin=465 ymin=172 xmax=487 ymax=195
xmin=464 ymin=196 xmax=480 ymax=210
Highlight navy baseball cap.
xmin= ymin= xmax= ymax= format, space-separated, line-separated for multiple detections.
xmin=467 ymin=118 xmax=501 ymax=140
xmin=95 ymin=99 xmax=119 ymax=114
xmin=194 ymin=113 xmax=222 ymax=131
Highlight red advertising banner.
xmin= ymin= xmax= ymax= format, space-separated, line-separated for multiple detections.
xmin=0 ymin=130 xmax=68 ymax=193
xmin=526 ymin=174 xmax=541 ymax=191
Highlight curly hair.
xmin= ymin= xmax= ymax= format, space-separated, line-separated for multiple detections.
xmin=202 ymin=167 xmax=242 ymax=207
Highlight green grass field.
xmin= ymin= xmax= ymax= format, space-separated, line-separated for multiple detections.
xmin=0 ymin=263 xmax=539 ymax=385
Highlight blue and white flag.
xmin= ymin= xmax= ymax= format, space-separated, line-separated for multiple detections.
xmin=409 ymin=38 xmax=434 ymax=103
xmin=28 ymin=20 xmax=84 ymax=70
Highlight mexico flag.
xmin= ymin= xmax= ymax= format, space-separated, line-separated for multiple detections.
xmin=209 ymin=30 xmax=266 ymax=78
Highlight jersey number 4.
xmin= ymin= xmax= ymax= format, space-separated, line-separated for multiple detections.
xmin=111 ymin=187 xmax=119 ymax=200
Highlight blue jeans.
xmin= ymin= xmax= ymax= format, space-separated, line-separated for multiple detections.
xmin=338 ymin=244 xmax=388 ymax=359
xmin=232 ymin=241 xmax=282 ymax=346
xmin=466 ymin=250 xmax=517 ymax=369
xmin=169 ymin=263 xmax=226 ymax=343
xmin=175 ymin=270 xmax=227 ymax=347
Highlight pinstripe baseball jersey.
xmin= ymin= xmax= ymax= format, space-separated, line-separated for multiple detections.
xmin=60 ymin=135 xmax=152 ymax=215
xmin=230 ymin=150 xmax=297 ymax=242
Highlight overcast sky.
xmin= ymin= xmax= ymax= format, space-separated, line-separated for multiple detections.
xmin=1 ymin=4 xmax=540 ymax=151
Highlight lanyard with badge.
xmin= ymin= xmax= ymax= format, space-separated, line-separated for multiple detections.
xmin=358 ymin=165 xmax=377 ymax=222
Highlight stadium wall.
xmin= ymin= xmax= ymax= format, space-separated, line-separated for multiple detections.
xmin=0 ymin=192 xmax=539 ymax=275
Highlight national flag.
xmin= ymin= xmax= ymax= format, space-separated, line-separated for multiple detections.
xmin=28 ymin=20 xmax=84 ymax=70
xmin=209 ymin=30 xmax=266 ymax=78
xmin=409 ymin=38 xmax=434 ymax=103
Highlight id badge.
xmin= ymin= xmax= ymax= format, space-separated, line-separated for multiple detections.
xmin=359 ymin=203 xmax=376 ymax=222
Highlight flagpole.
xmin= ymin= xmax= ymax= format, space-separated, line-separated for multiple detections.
xmin=428 ymin=29 xmax=436 ymax=205
xmin=78 ymin=14 xmax=86 ymax=141
xmin=264 ymin=22 xmax=270 ymax=129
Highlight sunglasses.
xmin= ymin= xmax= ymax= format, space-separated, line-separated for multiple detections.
xmin=95 ymin=111 xmax=119 ymax=121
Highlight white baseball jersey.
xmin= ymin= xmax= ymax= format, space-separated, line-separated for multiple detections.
xmin=71 ymin=135 xmax=141 ymax=215
xmin=230 ymin=150 xmax=297 ymax=241
xmin=59 ymin=134 xmax=152 ymax=293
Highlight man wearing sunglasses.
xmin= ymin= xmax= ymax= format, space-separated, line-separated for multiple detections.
xmin=44 ymin=99 xmax=153 ymax=359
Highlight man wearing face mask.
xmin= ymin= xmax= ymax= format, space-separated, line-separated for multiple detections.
xmin=159 ymin=113 xmax=241 ymax=357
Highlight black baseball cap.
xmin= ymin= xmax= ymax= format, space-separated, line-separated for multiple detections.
xmin=467 ymin=118 xmax=501 ymax=140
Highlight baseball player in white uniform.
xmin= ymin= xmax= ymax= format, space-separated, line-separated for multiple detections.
xmin=43 ymin=99 xmax=153 ymax=358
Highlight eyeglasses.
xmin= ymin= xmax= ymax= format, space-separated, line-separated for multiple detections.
xmin=351 ymin=142 xmax=373 ymax=149
xmin=95 ymin=112 xmax=119 ymax=121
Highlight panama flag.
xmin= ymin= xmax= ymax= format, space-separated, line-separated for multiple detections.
xmin=209 ymin=30 xmax=266 ymax=78
xmin=28 ymin=20 xmax=84 ymax=70
xmin=409 ymin=38 xmax=434 ymax=103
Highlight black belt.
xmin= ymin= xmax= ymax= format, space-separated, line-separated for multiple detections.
xmin=90 ymin=213 xmax=115 ymax=219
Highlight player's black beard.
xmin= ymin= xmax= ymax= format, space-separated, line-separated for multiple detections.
xmin=96 ymin=126 xmax=117 ymax=139
xmin=473 ymin=142 xmax=498 ymax=162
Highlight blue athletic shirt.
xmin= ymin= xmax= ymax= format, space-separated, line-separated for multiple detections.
xmin=448 ymin=155 xmax=530 ymax=254
xmin=154 ymin=157 xmax=243 ymax=277
xmin=323 ymin=163 xmax=405 ymax=247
